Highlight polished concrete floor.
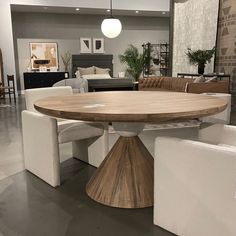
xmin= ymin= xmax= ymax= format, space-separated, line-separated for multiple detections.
xmin=0 ymin=97 xmax=175 ymax=236
xmin=0 ymin=98 xmax=24 ymax=180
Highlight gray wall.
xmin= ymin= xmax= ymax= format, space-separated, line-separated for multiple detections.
xmin=12 ymin=12 xmax=169 ymax=91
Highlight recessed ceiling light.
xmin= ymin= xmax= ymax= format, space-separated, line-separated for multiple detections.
xmin=135 ymin=10 xmax=139 ymax=14
xmin=107 ymin=9 xmax=110 ymax=12
xmin=76 ymin=8 xmax=80 ymax=11
xmin=162 ymin=11 xmax=166 ymax=15
xmin=43 ymin=6 xmax=48 ymax=10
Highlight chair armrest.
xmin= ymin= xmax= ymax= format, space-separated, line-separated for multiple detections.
xmin=154 ymin=136 xmax=236 ymax=236
xmin=199 ymin=124 xmax=236 ymax=146
xmin=22 ymin=110 xmax=60 ymax=187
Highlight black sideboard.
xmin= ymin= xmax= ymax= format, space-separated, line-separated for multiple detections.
xmin=24 ymin=72 xmax=69 ymax=89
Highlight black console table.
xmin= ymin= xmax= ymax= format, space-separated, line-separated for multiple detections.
xmin=24 ymin=72 xmax=69 ymax=89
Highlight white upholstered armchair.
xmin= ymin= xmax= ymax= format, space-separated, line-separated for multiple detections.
xmin=53 ymin=78 xmax=88 ymax=93
xmin=22 ymin=87 xmax=108 ymax=187
xmin=154 ymin=124 xmax=236 ymax=236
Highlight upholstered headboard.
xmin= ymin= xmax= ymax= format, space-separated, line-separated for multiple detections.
xmin=72 ymin=54 xmax=113 ymax=78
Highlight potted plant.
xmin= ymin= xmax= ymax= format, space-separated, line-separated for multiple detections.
xmin=119 ymin=45 xmax=147 ymax=81
xmin=186 ymin=47 xmax=215 ymax=74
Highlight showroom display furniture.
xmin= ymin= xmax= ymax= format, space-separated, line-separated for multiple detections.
xmin=23 ymin=72 xmax=69 ymax=89
xmin=0 ymin=75 xmax=16 ymax=103
xmin=53 ymin=78 xmax=88 ymax=93
xmin=200 ymin=93 xmax=231 ymax=124
xmin=34 ymin=91 xmax=226 ymax=208
xmin=154 ymin=124 xmax=236 ymax=236
xmin=22 ymin=86 xmax=108 ymax=187
xmin=139 ymin=76 xmax=229 ymax=93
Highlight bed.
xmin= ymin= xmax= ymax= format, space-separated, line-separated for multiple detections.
xmin=71 ymin=54 xmax=134 ymax=91
xmin=72 ymin=54 xmax=113 ymax=78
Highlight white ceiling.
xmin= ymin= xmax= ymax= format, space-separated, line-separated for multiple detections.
xmin=11 ymin=5 xmax=169 ymax=17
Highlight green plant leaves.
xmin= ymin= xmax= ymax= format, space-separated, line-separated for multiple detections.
xmin=119 ymin=45 xmax=146 ymax=81
xmin=186 ymin=47 xmax=215 ymax=66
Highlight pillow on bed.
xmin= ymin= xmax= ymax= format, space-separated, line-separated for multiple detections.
xmin=77 ymin=66 xmax=95 ymax=75
xmin=82 ymin=74 xmax=111 ymax=79
xmin=205 ymin=76 xmax=217 ymax=82
xmin=193 ymin=75 xmax=205 ymax=83
xmin=95 ymin=66 xmax=110 ymax=75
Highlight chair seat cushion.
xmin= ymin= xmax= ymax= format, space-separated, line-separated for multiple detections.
xmin=57 ymin=120 xmax=104 ymax=144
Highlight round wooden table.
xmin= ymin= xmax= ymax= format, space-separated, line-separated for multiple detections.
xmin=34 ymin=91 xmax=227 ymax=208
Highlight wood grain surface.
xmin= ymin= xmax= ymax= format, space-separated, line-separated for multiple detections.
xmin=86 ymin=136 xmax=154 ymax=208
xmin=34 ymin=91 xmax=227 ymax=123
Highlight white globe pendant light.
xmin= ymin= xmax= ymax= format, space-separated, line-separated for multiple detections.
xmin=101 ymin=0 xmax=122 ymax=38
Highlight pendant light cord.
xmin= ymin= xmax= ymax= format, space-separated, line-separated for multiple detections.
xmin=110 ymin=0 xmax=113 ymax=17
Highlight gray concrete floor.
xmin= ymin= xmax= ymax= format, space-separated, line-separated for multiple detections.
xmin=0 ymin=97 xmax=175 ymax=236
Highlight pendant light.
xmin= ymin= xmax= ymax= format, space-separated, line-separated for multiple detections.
xmin=101 ymin=0 xmax=122 ymax=38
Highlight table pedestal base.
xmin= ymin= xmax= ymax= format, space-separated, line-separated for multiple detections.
xmin=86 ymin=135 xmax=154 ymax=208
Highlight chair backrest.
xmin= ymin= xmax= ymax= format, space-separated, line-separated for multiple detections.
xmin=25 ymin=86 xmax=73 ymax=112
xmin=7 ymin=75 xmax=14 ymax=81
xmin=53 ymin=78 xmax=88 ymax=93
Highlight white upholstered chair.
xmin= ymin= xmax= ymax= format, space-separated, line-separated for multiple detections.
xmin=53 ymin=78 xmax=88 ymax=93
xmin=22 ymin=87 xmax=108 ymax=187
xmin=154 ymin=124 xmax=236 ymax=236
xmin=200 ymin=93 xmax=231 ymax=124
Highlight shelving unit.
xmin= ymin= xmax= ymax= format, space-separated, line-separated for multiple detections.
xmin=159 ymin=43 xmax=169 ymax=76
xmin=142 ymin=42 xmax=170 ymax=77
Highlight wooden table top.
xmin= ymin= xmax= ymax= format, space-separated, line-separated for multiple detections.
xmin=34 ymin=91 xmax=227 ymax=123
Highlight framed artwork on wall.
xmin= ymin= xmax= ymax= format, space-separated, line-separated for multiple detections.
xmin=93 ymin=38 xmax=105 ymax=54
xmin=30 ymin=42 xmax=59 ymax=70
xmin=80 ymin=38 xmax=92 ymax=53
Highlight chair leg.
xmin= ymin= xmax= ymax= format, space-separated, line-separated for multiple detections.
xmin=8 ymin=88 xmax=11 ymax=103
xmin=13 ymin=90 xmax=16 ymax=103
xmin=13 ymin=80 xmax=16 ymax=103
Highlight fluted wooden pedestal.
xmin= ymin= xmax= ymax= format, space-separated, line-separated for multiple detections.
xmin=86 ymin=136 xmax=154 ymax=208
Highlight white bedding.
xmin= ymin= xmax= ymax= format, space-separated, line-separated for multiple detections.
xmin=81 ymin=74 xmax=112 ymax=79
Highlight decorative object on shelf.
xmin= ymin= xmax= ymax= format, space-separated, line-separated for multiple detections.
xmin=119 ymin=44 xmax=147 ymax=81
xmin=34 ymin=59 xmax=50 ymax=72
xmin=50 ymin=67 xmax=57 ymax=72
xmin=118 ymin=72 xmax=126 ymax=78
xmin=101 ymin=0 xmax=122 ymax=38
xmin=30 ymin=42 xmax=58 ymax=70
xmin=61 ymin=52 xmax=72 ymax=72
xmin=142 ymin=43 xmax=169 ymax=77
xmin=39 ymin=66 xmax=47 ymax=72
xmin=93 ymin=38 xmax=105 ymax=54
xmin=80 ymin=38 xmax=92 ymax=53
xmin=186 ymin=47 xmax=215 ymax=74
xmin=34 ymin=59 xmax=50 ymax=65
